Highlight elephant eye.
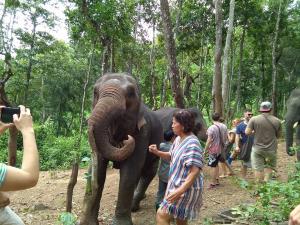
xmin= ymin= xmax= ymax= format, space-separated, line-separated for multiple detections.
xmin=126 ymin=86 xmax=136 ymax=98
xmin=195 ymin=123 xmax=201 ymax=131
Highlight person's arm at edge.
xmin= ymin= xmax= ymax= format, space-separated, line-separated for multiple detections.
xmin=245 ymin=119 xmax=254 ymax=136
xmin=204 ymin=135 xmax=212 ymax=153
xmin=0 ymin=107 xmax=39 ymax=191
xmin=0 ymin=123 xmax=13 ymax=135
xmin=235 ymin=128 xmax=241 ymax=152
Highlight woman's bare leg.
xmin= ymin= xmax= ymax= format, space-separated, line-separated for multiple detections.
xmin=157 ymin=208 xmax=171 ymax=225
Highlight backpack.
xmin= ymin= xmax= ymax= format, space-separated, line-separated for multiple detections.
xmin=239 ymin=137 xmax=253 ymax=161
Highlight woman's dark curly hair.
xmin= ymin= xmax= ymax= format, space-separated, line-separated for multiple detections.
xmin=173 ymin=109 xmax=195 ymax=133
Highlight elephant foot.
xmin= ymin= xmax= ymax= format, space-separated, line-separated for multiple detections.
xmin=131 ymin=193 xmax=146 ymax=212
xmin=79 ymin=218 xmax=99 ymax=225
xmin=111 ymin=216 xmax=133 ymax=225
xmin=131 ymin=201 xmax=140 ymax=212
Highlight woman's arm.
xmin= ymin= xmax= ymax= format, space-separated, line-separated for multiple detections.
xmin=149 ymin=144 xmax=171 ymax=161
xmin=204 ymin=135 xmax=212 ymax=152
xmin=166 ymin=165 xmax=200 ymax=203
xmin=228 ymin=132 xmax=235 ymax=143
xmin=0 ymin=106 xmax=39 ymax=191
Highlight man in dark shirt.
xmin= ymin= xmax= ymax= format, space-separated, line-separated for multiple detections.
xmin=235 ymin=109 xmax=254 ymax=179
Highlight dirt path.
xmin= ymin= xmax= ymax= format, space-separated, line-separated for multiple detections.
xmin=8 ymin=142 xmax=295 ymax=225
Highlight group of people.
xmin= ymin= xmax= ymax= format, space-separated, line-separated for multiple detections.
xmin=0 ymin=103 xmax=299 ymax=225
xmin=149 ymin=102 xmax=300 ymax=225
xmin=204 ymin=101 xmax=281 ymax=187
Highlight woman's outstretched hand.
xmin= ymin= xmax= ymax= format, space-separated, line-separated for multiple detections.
xmin=149 ymin=144 xmax=158 ymax=154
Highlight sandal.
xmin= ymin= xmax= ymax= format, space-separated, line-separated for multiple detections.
xmin=208 ymin=183 xmax=219 ymax=189
xmin=219 ymin=175 xmax=228 ymax=178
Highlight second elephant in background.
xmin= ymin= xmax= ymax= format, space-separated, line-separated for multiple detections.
xmin=154 ymin=107 xmax=208 ymax=142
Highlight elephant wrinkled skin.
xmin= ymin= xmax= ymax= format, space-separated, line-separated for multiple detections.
xmin=155 ymin=107 xmax=208 ymax=142
xmin=81 ymin=73 xmax=163 ymax=225
xmin=285 ymin=88 xmax=300 ymax=160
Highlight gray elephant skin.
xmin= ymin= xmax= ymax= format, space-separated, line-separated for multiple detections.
xmin=154 ymin=107 xmax=208 ymax=142
xmin=82 ymin=73 xmax=163 ymax=225
xmin=285 ymin=88 xmax=300 ymax=159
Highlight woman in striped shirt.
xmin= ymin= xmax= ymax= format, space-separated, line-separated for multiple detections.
xmin=149 ymin=109 xmax=204 ymax=225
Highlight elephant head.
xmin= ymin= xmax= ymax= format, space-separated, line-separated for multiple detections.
xmin=88 ymin=73 xmax=142 ymax=161
xmin=285 ymin=88 xmax=300 ymax=156
xmin=188 ymin=107 xmax=208 ymax=141
xmin=155 ymin=107 xmax=207 ymax=142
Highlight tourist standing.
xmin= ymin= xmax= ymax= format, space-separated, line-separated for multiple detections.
xmin=245 ymin=101 xmax=281 ymax=182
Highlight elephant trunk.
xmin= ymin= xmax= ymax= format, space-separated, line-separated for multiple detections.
xmin=88 ymin=86 xmax=135 ymax=161
xmin=286 ymin=120 xmax=294 ymax=155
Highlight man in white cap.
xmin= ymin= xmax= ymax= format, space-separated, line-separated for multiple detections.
xmin=245 ymin=101 xmax=281 ymax=182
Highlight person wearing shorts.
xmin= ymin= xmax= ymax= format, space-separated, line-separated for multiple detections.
xmin=235 ymin=109 xmax=254 ymax=179
xmin=204 ymin=112 xmax=228 ymax=188
xmin=246 ymin=101 xmax=281 ymax=182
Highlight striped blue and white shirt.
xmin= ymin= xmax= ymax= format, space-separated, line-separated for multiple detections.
xmin=0 ymin=163 xmax=7 ymax=187
xmin=160 ymin=134 xmax=204 ymax=220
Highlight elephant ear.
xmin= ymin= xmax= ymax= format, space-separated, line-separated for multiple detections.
xmin=137 ymin=104 xmax=147 ymax=130
xmin=138 ymin=116 xmax=146 ymax=130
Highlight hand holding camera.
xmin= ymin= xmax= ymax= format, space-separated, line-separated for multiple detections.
xmin=0 ymin=106 xmax=33 ymax=133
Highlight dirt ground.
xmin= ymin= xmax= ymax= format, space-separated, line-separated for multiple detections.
xmin=8 ymin=142 xmax=295 ymax=225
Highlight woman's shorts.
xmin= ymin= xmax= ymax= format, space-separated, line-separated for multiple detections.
xmin=208 ymin=154 xmax=223 ymax=167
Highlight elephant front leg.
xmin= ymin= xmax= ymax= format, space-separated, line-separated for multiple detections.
xmin=113 ymin=165 xmax=141 ymax=225
xmin=296 ymin=127 xmax=300 ymax=161
xmin=131 ymin=157 xmax=159 ymax=212
xmin=80 ymin=156 xmax=108 ymax=225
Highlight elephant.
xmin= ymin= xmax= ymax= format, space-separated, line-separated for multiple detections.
xmin=154 ymin=107 xmax=208 ymax=142
xmin=285 ymin=88 xmax=300 ymax=160
xmin=81 ymin=73 xmax=163 ymax=225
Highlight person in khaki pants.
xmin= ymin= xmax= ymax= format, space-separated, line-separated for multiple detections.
xmin=245 ymin=101 xmax=281 ymax=183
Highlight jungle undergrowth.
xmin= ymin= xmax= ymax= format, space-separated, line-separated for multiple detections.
xmin=232 ymin=158 xmax=300 ymax=225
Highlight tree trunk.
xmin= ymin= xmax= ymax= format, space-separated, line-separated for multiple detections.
xmin=271 ymin=0 xmax=282 ymax=116
xmin=101 ymin=39 xmax=110 ymax=75
xmin=160 ymin=0 xmax=184 ymax=108
xmin=160 ymin=70 xmax=168 ymax=108
xmin=110 ymin=40 xmax=115 ymax=73
xmin=66 ymin=49 xmax=94 ymax=213
xmin=260 ymin=44 xmax=266 ymax=102
xmin=24 ymin=15 xmax=37 ymax=105
xmin=8 ymin=126 xmax=17 ymax=166
xmin=150 ymin=20 xmax=157 ymax=110
xmin=222 ymin=0 xmax=235 ymax=111
xmin=174 ymin=0 xmax=184 ymax=40
xmin=80 ymin=151 xmax=101 ymax=225
xmin=236 ymin=22 xmax=246 ymax=112
xmin=183 ymin=72 xmax=193 ymax=106
xmin=227 ymin=40 xmax=235 ymax=120
xmin=212 ymin=0 xmax=223 ymax=115
xmin=41 ymin=75 xmax=46 ymax=122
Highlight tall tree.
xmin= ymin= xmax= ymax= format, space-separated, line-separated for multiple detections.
xmin=213 ymin=0 xmax=223 ymax=115
xmin=236 ymin=22 xmax=246 ymax=112
xmin=15 ymin=0 xmax=55 ymax=104
xmin=160 ymin=0 xmax=184 ymax=108
xmin=271 ymin=0 xmax=282 ymax=116
xmin=222 ymin=0 xmax=235 ymax=113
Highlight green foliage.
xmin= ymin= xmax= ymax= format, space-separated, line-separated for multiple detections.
xmin=35 ymin=120 xmax=90 ymax=170
xmin=57 ymin=212 xmax=77 ymax=225
xmin=236 ymin=163 xmax=300 ymax=224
